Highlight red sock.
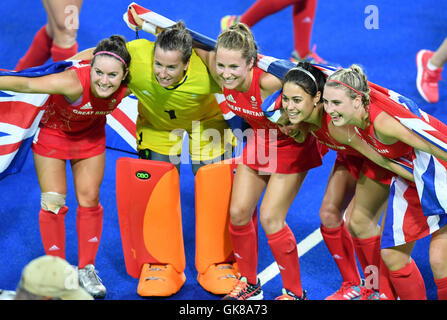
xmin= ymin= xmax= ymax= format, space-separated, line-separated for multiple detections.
xmin=352 ymin=235 xmax=381 ymax=290
xmin=50 ymin=42 xmax=78 ymax=62
xmin=379 ymin=257 xmax=398 ymax=300
xmin=15 ymin=25 xmax=52 ymax=70
xmin=389 ymin=260 xmax=427 ymax=300
xmin=267 ymin=225 xmax=302 ymax=296
xmin=229 ymin=220 xmax=258 ymax=285
xmin=77 ymin=204 xmax=103 ymax=269
xmin=434 ymin=277 xmax=447 ymax=300
xmin=291 ymin=0 xmax=317 ymax=57
xmin=240 ymin=0 xmax=301 ymax=26
xmin=38 ymin=206 xmax=68 ymax=259
xmin=251 ymin=209 xmax=259 ymax=252
xmin=239 ymin=0 xmax=316 ymax=58
xmin=320 ymin=222 xmax=361 ymax=285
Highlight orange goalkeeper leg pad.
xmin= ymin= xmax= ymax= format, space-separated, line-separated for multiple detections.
xmin=195 ymin=162 xmax=240 ymax=294
xmin=116 ymin=158 xmax=186 ymax=296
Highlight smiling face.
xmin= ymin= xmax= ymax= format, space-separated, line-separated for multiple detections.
xmin=153 ymin=47 xmax=189 ymax=88
xmin=322 ymin=85 xmax=361 ymax=127
xmin=90 ymin=55 xmax=127 ymax=99
xmin=282 ymin=81 xmax=320 ymax=125
xmin=215 ymin=48 xmax=253 ymax=91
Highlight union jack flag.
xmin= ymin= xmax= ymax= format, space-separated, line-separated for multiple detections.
xmin=0 ymin=90 xmax=47 ymax=180
xmin=0 ymin=62 xmax=72 ymax=180
xmin=369 ymin=83 xmax=447 ymax=217
xmin=381 ymin=175 xmax=447 ymax=248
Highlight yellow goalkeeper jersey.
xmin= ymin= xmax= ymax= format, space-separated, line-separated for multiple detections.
xmin=126 ymin=39 xmax=234 ymax=161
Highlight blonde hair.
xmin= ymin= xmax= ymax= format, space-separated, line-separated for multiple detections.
xmin=326 ymin=64 xmax=370 ymax=107
xmin=216 ymin=23 xmax=258 ymax=67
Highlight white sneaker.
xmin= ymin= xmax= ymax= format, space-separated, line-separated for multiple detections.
xmin=78 ymin=264 xmax=106 ymax=299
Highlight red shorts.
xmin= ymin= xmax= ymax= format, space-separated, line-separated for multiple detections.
xmin=241 ymin=132 xmax=324 ymax=174
xmin=334 ymin=152 xmax=393 ymax=185
xmin=32 ymin=126 xmax=106 ymax=159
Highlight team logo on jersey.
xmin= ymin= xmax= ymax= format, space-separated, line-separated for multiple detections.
xmin=109 ymin=98 xmax=117 ymax=107
xmin=250 ymin=96 xmax=258 ymax=108
xmin=80 ymin=102 xmax=93 ymax=110
xmin=225 ymin=94 xmax=236 ymax=103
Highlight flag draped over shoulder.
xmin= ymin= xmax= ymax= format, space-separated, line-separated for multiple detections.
xmin=0 ymin=61 xmax=139 ymax=180
xmin=368 ymin=83 xmax=447 ymax=216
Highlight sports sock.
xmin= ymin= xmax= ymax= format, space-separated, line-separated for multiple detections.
xmin=379 ymin=257 xmax=398 ymax=300
xmin=388 ymin=259 xmax=427 ymax=300
xmin=38 ymin=206 xmax=68 ymax=259
xmin=15 ymin=25 xmax=52 ymax=70
xmin=229 ymin=220 xmax=258 ymax=285
xmin=320 ymin=222 xmax=361 ymax=285
xmin=77 ymin=204 xmax=103 ymax=269
xmin=291 ymin=0 xmax=317 ymax=58
xmin=50 ymin=42 xmax=79 ymax=62
xmin=434 ymin=276 xmax=447 ymax=300
xmin=240 ymin=0 xmax=302 ymax=27
xmin=267 ymin=225 xmax=302 ymax=297
xmin=251 ymin=209 xmax=259 ymax=253
xmin=352 ymin=235 xmax=381 ymax=290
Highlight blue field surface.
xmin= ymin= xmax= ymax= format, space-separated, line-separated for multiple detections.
xmin=0 ymin=0 xmax=446 ymax=303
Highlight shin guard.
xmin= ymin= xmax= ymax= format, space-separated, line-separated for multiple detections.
xmin=195 ymin=163 xmax=237 ymax=274
xmin=77 ymin=204 xmax=103 ymax=269
xmin=267 ymin=225 xmax=302 ymax=296
xmin=39 ymin=206 xmax=68 ymax=259
xmin=116 ymin=158 xmax=185 ymax=278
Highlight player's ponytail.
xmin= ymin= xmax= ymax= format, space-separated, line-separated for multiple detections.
xmin=326 ymin=64 xmax=370 ymax=107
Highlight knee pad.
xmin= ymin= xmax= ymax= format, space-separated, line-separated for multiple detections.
xmin=41 ymin=192 xmax=66 ymax=214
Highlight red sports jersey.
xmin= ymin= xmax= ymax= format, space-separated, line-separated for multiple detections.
xmin=32 ymin=63 xmax=128 ymax=159
xmin=355 ymin=99 xmax=413 ymax=159
xmin=314 ymin=112 xmax=393 ymax=184
xmin=223 ymin=66 xmax=323 ymax=173
xmin=312 ymin=112 xmax=360 ymax=157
